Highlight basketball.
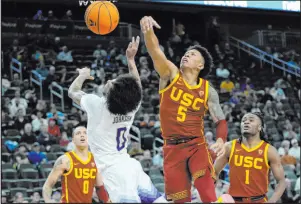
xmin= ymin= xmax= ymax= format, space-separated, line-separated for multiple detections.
xmin=85 ymin=1 xmax=119 ymax=35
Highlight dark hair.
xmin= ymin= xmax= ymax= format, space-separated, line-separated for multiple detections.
xmin=239 ymin=112 xmax=270 ymax=144
xmin=187 ymin=45 xmax=213 ymax=78
xmin=106 ymin=74 xmax=142 ymax=115
xmin=72 ymin=126 xmax=86 ymax=137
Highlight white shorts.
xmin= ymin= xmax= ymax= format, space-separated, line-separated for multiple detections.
xmin=101 ymin=156 xmax=162 ymax=203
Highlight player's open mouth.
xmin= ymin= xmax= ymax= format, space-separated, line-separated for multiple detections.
xmin=80 ymin=139 xmax=85 ymax=142
xmin=182 ymin=58 xmax=188 ymax=63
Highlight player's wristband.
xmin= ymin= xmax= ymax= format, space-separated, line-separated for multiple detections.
xmin=216 ymin=119 xmax=228 ymax=142
xmin=96 ymin=185 xmax=110 ymax=203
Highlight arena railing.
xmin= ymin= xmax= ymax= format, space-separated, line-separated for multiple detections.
xmin=229 ymin=36 xmax=300 ymax=77
xmin=247 ymin=30 xmax=300 ymax=48
xmin=2 ymin=18 xmax=142 ymax=40
xmin=50 ymin=82 xmax=65 ymax=112
xmin=10 ymin=58 xmax=23 ymax=81
xmin=30 ymin=70 xmax=45 ymax=100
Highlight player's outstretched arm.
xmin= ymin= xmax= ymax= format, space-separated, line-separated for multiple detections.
xmin=140 ymin=16 xmax=178 ymax=79
xmin=126 ymin=36 xmax=141 ymax=87
xmin=42 ymin=155 xmax=70 ymax=203
xmin=68 ymin=67 xmax=94 ymax=105
xmin=95 ymin=171 xmax=112 ymax=203
xmin=208 ymin=84 xmax=228 ymax=157
xmin=214 ymin=141 xmax=232 ymax=178
xmin=267 ymin=145 xmax=286 ymax=203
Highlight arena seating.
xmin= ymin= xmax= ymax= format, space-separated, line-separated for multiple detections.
xmin=1 ymin=14 xmax=300 ymax=203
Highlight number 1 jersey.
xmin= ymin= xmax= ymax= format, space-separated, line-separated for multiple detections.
xmin=81 ymin=94 xmax=140 ymax=171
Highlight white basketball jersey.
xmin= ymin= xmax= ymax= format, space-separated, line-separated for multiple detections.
xmin=81 ymin=94 xmax=139 ymax=171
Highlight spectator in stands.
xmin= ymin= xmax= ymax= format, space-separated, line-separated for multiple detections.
xmin=36 ymin=100 xmax=47 ymax=113
xmin=20 ymin=123 xmax=37 ymax=146
xmin=275 ymin=102 xmax=285 ymax=117
xmin=43 ymin=67 xmax=60 ymax=91
xmin=224 ymin=42 xmax=235 ymax=60
xmin=11 ymin=90 xmax=28 ymax=110
xmin=32 ymin=48 xmax=45 ymax=68
xmin=30 ymin=192 xmax=41 ymax=203
xmin=251 ymin=102 xmax=261 ymax=113
xmin=36 ymin=64 xmax=49 ymax=78
xmin=57 ymin=46 xmax=73 ymax=62
xmin=48 ymin=118 xmax=61 ymax=139
xmin=2 ymin=75 xmax=11 ymax=96
xmin=241 ymin=77 xmax=254 ymax=92
xmin=14 ymin=109 xmax=28 ymax=131
xmin=152 ymin=147 xmax=163 ymax=169
xmin=263 ymin=100 xmax=278 ymax=120
xmin=60 ymin=131 xmax=70 ymax=149
xmin=11 ymin=73 xmax=22 ymax=87
xmin=93 ymin=44 xmax=107 ymax=58
xmin=222 ymin=104 xmax=233 ymax=122
xmin=37 ymin=125 xmax=51 ymax=148
xmin=270 ymin=83 xmax=286 ymax=101
xmin=14 ymin=143 xmax=29 ymax=166
xmin=283 ymin=122 xmax=298 ymax=140
xmin=31 ymin=112 xmax=47 ymax=133
xmin=47 ymin=104 xmax=65 ymax=125
xmin=205 ymin=131 xmax=215 ymax=146
xmin=288 ymin=139 xmax=300 ymax=161
xmin=46 ymin=10 xmax=57 ymax=20
xmin=216 ymin=63 xmax=230 ymax=79
xmin=51 ymin=191 xmax=61 ymax=203
xmin=27 ymin=142 xmax=47 ymax=165
xmin=62 ymin=10 xmax=73 ymax=21
xmin=13 ymin=192 xmax=26 ymax=203
xmin=33 ymin=10 xmax=45 ymax=20
xmin=52 ymin=37 xmax=63 ymax=53
xmin=220 ymin=78 xmax=234 ymax=93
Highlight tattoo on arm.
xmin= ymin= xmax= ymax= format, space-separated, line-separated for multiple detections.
xmin=68 ymin=76 xmax=87 ymax=105
xmin=208 ymin=84 xmax=225 ymax=123
xmin=43 ymin=156 xmax=67 ymax=202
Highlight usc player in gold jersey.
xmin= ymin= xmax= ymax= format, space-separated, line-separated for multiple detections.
xmin=43 ymin=126 xmax=111 ymax=203
xmin=214 ymin=112 xmax=286 ymax=203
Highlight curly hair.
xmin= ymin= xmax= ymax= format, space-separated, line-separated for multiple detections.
xmin=106 ymin=74 xmax=142 ymax=115
xmin=187 ymin=45 xmax=214 ymax=79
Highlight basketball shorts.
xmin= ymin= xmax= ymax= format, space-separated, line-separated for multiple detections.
xmin=101 ymin=155 xmax=162 ymax=203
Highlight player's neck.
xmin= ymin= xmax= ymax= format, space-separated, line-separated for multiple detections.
xmin=180 ymin=69 xmax=199 ymax=86
xmin=242 ymin=135 xmax=262 ymax=148
xmin=74 ymin=148 xmax=89 ymax=158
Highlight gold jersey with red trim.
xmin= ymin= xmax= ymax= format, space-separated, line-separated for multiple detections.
xmin=159 ymin=72 xmax=209 ymax=140
xmin=61 ymin=151 xmax=97 ymax=203
xmin=228 ymin=139 xmax=270 ymax=197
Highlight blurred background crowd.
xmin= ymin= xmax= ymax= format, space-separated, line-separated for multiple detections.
xmin=1 ymin=0 xmax=300 ymax=203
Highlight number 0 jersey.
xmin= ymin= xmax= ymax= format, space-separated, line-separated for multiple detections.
xmin=159 ymin=72 xmax=209 ymax=140
xmin=61 ymin=151 xmax=97 ymax=203
xmin=80 ymin=94 xmax=140 ymax=171
xmin=228 ymin=139 xmax=270 ymax=197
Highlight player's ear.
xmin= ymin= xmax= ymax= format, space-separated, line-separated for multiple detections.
xmin=197 ymin=62 xmax=204 ymax=71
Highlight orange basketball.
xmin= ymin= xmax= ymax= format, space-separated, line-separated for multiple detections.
xmin=85 ymin=1 xmax=119 ymax=35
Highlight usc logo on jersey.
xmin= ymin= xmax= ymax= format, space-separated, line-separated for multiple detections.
xmin=170 ymin=87 xmax=204 ymax=122
xmin=234 ymin=155 xmax=263 ymax=170
xmin=74 ymin=168 xmax=97 ymax=179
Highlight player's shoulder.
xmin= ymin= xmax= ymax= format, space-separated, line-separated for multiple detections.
xmin=83 ymin=93 xmax=103 ymax=102
xmin=53 ymin=154 xmax=71 ymax=170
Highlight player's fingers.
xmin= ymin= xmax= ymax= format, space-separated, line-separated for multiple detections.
xmin=76 ymin=68 xmax=81 ymax=73
xmin=135 ymin=36 xmax=140 ymax=45
xmin=152 ymin=19 xmax=161 ymax=29
xmin=128 ymin=42 xmax=132 ymax=48
xmin=88 ymin=76 xmax=94 ymax=80
xmin=132 ymin=36 xmax=135 ymax=43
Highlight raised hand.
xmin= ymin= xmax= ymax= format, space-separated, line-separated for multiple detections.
xmin=126 ymin=36 xmax=140 ymax=60
xmin=140 ymin=16 xmax=161 ymax=34
xmin=76 ymin=67 xmax=94 ymax=80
